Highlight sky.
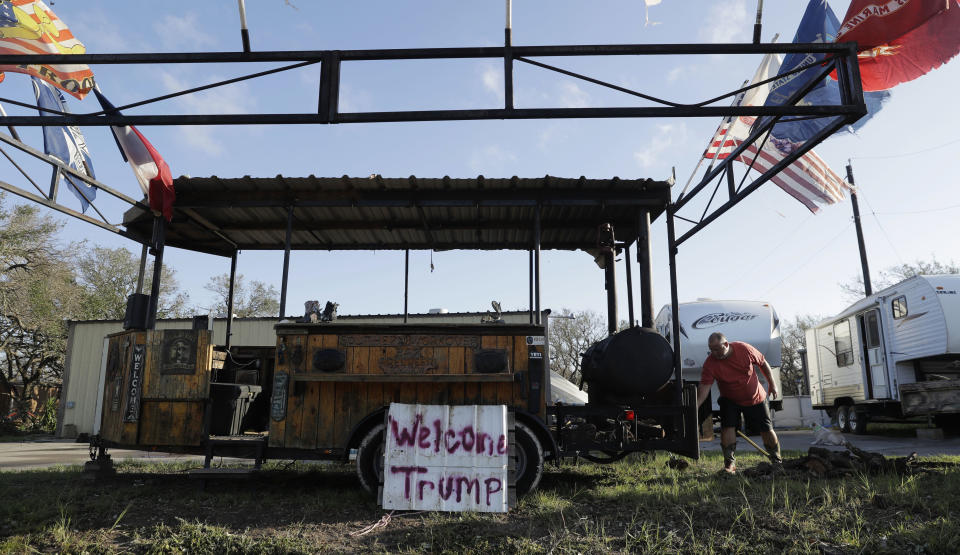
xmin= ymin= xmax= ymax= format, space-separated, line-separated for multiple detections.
xmin=1 ymin=0 xmax=958 ymax=327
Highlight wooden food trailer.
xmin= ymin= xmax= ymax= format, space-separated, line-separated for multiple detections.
xmin=89 ymin=174 xmax=700 ymax=495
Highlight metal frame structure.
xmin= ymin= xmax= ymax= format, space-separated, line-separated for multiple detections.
xmin=0 ymin=40 xmax=867 ymax=431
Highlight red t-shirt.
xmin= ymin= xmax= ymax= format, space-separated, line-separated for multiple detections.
xmin=700 ymin=341 xmax=767 ymax=406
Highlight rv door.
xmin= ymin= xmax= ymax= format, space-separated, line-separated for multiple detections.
xmin=859 ymin=309 xmax=889 ymax=399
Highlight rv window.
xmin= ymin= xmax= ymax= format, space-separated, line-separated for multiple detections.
xmin=834 ymin=320 xmax=854 ymax=367
xmin=864 ymin=311 xmax=881 ymax=348
xmin=892 ymin=296 xmax=908 ymax=319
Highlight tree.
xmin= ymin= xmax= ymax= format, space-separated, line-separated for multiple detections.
xmin=204 ymin=274 xmax=280 ymax=318
xmin=779 ymin=314 xmax=820 ymax=396
xmin=840 ymin=257 xmax=960 ymax=302
xmin=0 ymin=198 xmax=83 ymax=421
xmin=548 ymin=308 xmax=607 ymax=383
xmin=75 ymin=246 xmax=191 ymax=319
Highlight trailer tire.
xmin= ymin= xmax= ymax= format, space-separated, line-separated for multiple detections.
xmin=515 ymin=422 xmax=544 ymax=496
xmin=851 ymin=410 xmax=869 ymax=435
xmin=837 ymin=405 xmax=852 ymax=433
xmin=356 ymin=423 xmax=385 ymax=496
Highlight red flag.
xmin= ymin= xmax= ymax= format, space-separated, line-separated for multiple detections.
xmin=94 ymin=89 xmax=175 ymax=221
xmin=837 ymin=0 xmax=960 ymax=91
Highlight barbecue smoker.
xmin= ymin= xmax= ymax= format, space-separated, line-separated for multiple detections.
xmin=552 ymin=321 xmax=699 ymax=464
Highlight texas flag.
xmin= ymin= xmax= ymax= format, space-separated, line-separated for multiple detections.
xmin=93 ymin=89 xmax=175 ymax=221
xmin=837 ymin=0 xmax=960 ymax=91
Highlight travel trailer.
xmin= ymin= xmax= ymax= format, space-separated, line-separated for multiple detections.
xmin=805 ymin=275 xmax=960 ymax=434
xmin=654 ymin=300 xmax=783 ymax=414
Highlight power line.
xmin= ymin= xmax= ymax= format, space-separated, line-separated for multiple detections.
xmin=716 ymin=212 xmax=814 ymax=296
xmin=850 ymin=137 xmax=960 ymax=161
xmin=874 ymin=202 xmax=960 ymax=216
xmin=759 ymin=222 xmax=853 ymax=297
xmin=856 ymin=188 xmax=905 ymax=266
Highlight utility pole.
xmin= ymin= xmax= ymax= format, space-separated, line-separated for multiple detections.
xmin=846 ymin=161 xmax=872 ymax=297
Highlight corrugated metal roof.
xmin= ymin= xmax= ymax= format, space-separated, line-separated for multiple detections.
xmin=123 ymin=175 xmax=671 ymax=256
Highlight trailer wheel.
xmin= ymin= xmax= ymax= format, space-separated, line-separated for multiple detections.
xmin=515 ymin=422 xmax=544 ymax=496
xmin=837 ymin=405 xmax=852 ymax=433
xmin=851 ymin=410 xmax=869 ymax=435
xmin=356 ymin=423 xmax=385 ymax=495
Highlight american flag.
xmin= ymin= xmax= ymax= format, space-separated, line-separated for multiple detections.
xmin=701 ymin=53 xmax=849 ymax=213
xmin=0 ymin=0 xmax=95 ymax=99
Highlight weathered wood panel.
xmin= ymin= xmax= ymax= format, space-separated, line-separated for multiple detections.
xmin=273 ymin=324 xmax=545 ymax=452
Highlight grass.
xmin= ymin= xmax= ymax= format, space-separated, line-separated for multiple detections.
xmin=1 ymin=452 xmax=958 ymax=553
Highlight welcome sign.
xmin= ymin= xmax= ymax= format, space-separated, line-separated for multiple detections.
xmin=382 ymin=404 xmax=510 ymax=513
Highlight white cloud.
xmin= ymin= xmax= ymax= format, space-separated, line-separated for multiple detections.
xmin=537 ymin=124 xmax=569 ymax=152
xmin=159 ymin=71 xmax=256 ymax=157
xmin=154 ymin=13 xmax=216 ymax=50
xmin=159 ymin=71 xmax=254 ymax=114
xmin=338 ymin=84 xmax=373 ymax=113
xmin=469 ymin=145 xmax=517 ymax=173
xmin=633 ymin=123 xmax=687 ymax=169
xmin=699 ymin=0 xmax=750 ymax=43
xmin=480 ymin=64 xmax=503 ymax=101
xmin=179 ymin=127 xmax=224 ymax=156
xmin=558 ymin=82 xmax=590 ymax=108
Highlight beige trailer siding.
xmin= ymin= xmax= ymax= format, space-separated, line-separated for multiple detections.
xmin=59 ymin=312 xmax=532 ymax=437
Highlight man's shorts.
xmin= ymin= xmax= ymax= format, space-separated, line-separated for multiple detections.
xmin=717 ymin=396 xmax=773 ymax=432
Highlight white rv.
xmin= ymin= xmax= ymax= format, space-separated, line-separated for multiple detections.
xmin=654 ymin=300 xmax=783 ymax=413
xmin=806 ymin=275 xmax=960 ymax=434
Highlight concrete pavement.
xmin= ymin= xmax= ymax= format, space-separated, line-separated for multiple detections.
xmin=0 ymin=438 xmax=213 ymax=471
xmin=699 ymin=429 xmax=960 ymax=457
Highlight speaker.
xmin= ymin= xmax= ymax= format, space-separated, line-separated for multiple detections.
xmin=123 ymin=293 xmax=150 ymax=330
xmin=192 ymin=314 xmax=213 ymax=331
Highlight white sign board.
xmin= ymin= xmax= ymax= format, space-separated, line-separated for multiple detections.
xmin=382 ymin=404 xmax=509 ymax=513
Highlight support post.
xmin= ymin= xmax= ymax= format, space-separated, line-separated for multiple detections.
xmin=404 ymin=249 xmax=410 ymax=323
xmin=599 ymin=224 xmax=618 ymax=336
xmin=504 ymin=0 xmax=513 ymax=111
xmin=666 ymin=206 xmax=683 ymax=401
xmin=846 ymin=162 xmax=872 ymax=297
xmin=226 ymin=250 xmax=238 ymax=350
xmin=279 ymin=205 xmax=293 ymax=319
xmin=528 ymin=249 xmax=534 ymax=324
xmin=624 ymin=243 xmax=635 ymax=327
xmin=136 ymin=243 xmax=148 ymax=294
xmin=534 ymin=206 xmax=542 ymax=325
xmin=637 ymin=209 xmax=654 ymax=328
xmin=147 ymin=217 xmax=166 ymax=330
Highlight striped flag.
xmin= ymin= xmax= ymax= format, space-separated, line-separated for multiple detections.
xmin=703 ymin=53 xmax=849 ymax=213
xmin=94 ymin=89 xmax=175 ymax=222
xmin=0 ymin=0 xmax=95 ymax=99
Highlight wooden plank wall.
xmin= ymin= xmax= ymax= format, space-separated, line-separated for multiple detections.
xmin=99 ymin=330 xmax=212 ymax=447
xmin=271 ymin=331 xmax=542 ymax=451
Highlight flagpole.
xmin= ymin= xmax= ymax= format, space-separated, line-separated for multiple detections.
xmin=846 ymin=160 xmax=872 ymax=296
xmin=678 ymin=80 xmax=749 ymax=199
xmin=238 ymin=0 xmax=251 ymax=53
xmin=752 ymin=0 xmax=764 ymax=44
xmin=0 ymin=104 xmax=21 ymax=142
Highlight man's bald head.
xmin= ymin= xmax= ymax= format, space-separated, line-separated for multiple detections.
xmin=708 ymin=332 xmax=731 ymax=359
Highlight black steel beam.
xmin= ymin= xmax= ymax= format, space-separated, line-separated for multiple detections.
xmin=0 ymin=105 xmax=862 ymax=127
xmin=0 ymin=42 xmax=859 ymax=65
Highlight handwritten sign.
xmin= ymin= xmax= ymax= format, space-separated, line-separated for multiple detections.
xmin=382 ymin=404 xmax=509 ymax=513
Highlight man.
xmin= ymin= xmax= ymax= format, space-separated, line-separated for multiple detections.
xmin=696 ymin=332 xmax=781 ymax=474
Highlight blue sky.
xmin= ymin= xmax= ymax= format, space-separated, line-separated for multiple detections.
xmin=2 ymin=0 xmax=958 ymax=325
